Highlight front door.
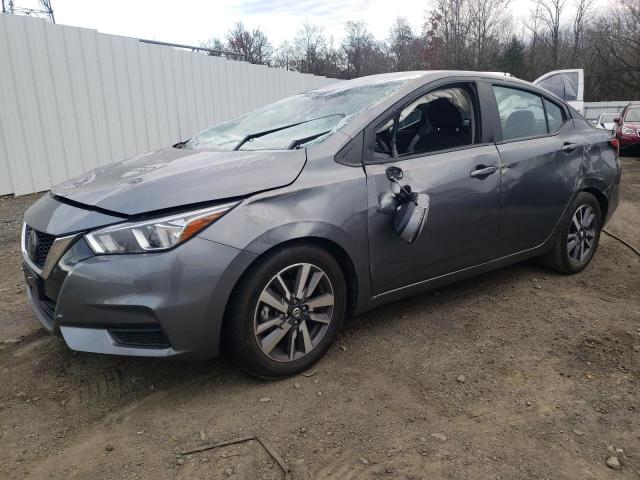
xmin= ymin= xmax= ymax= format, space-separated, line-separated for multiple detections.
xmin=364 ymin=83 xmax=502 ymax=295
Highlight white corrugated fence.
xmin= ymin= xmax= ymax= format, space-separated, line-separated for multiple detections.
xmin=0 ymin=15 xmax=336 ymax=196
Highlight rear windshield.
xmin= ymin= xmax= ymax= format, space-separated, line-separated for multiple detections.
xmin=625 ymin=108 xmax=640 ymax=122
xmin=184 ymin=79 xmax=411 ymax=151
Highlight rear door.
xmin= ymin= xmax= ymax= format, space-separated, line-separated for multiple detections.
xmin=533 ymin=69 xmax=584 ymax=113
xmin=364 ymin=80 xmax=502 ymax=295
xmin=488 ymin=82 xmax=583 ymax=256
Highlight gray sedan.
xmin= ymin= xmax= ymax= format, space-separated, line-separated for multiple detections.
xmin=22 ymin=71 xmax=621 ymax=377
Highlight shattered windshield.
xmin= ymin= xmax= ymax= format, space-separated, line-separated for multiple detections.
xmin=183 ymin=79 xmax=411 ymax=151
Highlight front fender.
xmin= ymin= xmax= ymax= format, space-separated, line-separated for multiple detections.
xmin=197 ymin=159 xmax=373 ymax=313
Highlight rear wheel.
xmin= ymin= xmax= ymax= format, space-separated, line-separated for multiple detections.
xmin=224 ymin=245 xmax=346 ymax=378
xmin=541 ymin=192 xmax=602 ymax=274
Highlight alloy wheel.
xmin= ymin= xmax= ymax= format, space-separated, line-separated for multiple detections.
xmin=254 ymin=263 xmax=335 ymax=362
xmin=567 ymin=204 xmax=597 ymax=263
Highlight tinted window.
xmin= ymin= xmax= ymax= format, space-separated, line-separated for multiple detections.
xmin=537 ymin=74 xmax=565 ymax=99
xmin=544 ymin=99 xmax=566 ymax=133
xmin=493 ymin=86 xmax=547 ymax=141
xmin=563 ymin=72 xmax=579 ymax=101
xmin=537 ymin=72 xmax=578 ymax=102
xmin=374 ymin=86 xmax=475 ymax=159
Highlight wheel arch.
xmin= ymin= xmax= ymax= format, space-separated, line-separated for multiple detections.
xmin=581 ymin=186 xmax=609 ymax=221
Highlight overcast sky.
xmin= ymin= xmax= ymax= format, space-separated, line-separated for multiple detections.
xmin=18 ymin=0 xmax=598 ymax=48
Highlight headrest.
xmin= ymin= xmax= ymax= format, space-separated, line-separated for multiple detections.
xmin=428 ymin=98 xmax=463 ymax=129
xmin=504 ymin=110 xmax=535 ymax=139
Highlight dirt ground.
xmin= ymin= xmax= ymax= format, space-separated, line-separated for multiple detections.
xmin=0 ymin=158 xmax=638 ymax=480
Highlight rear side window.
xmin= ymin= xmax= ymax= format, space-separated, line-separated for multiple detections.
xmin=493 ymin=86 xmax=547 ymax=141
xmin=544 ymin=99 xmax=566 ymax=133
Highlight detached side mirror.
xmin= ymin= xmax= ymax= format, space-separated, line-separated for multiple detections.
xmin=394 ymin=193 xmax=430 ymax=244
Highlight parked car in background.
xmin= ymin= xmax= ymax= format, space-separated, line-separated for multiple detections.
xmin=595 ymin=113 xmax=618 ymax=133
xmin=614 ymin=102 xmax=640 ymax=156
xmin=22 ymin=71 xmax=620 ymax=378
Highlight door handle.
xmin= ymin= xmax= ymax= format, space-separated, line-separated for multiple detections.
xmin=561 ymin=142 xmax=579 ymax=153
xmin=470 ymin=165 xmax=497 ymax=178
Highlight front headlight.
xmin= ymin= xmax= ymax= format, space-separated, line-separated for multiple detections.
xmin=85 ymin=203 xmax=237 ymax=254
xmin=621 ymin=126 xmax=636 ymax=135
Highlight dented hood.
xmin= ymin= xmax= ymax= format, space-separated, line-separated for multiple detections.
xmin=52 ymin=147 xmax=306 ymax=215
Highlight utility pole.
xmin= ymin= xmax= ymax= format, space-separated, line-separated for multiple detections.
xmin=2 ymin=0 xmax=55 ymax=23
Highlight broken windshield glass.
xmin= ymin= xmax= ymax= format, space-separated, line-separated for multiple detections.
xmin=183 ymin=79 xmax=411 ymax=151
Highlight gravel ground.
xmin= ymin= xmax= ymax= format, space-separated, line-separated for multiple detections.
xmin=0 ymin=158 xmax=638 ymax=480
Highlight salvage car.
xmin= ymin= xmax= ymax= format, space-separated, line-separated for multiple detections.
xmin=22 ymin=71 xmax=621 ymax=377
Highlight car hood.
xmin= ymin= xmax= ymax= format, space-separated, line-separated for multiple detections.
xmin=51 ymin=147 xmax=307 ymax=216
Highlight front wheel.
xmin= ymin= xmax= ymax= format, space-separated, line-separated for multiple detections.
xmin=541 ymin=192 xmax=602 ymax=274
xmin=224 ymin=245 xmax=346 ymax=378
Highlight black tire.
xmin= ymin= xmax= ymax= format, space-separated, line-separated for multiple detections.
xmin=541 ymin=191 xmax=602 ymax=274
xmin=223 ymin=244 xmax=346 ymax=378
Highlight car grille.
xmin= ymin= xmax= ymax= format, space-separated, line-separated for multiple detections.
xmin=24 ymin=225 xmax=56 ymax=269
xmin=108 ymin=326 xmax=171 ymax=349
xmin=38 ymin=296 xmax=57 ymax=323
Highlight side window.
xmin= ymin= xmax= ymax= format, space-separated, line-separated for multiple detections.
xmin=544 ymin=99 xmax=566 ymax=133
xmin=373 ymin=86 xmax=476 ymax=159
xmin=493 ymin=86 xmax=547 ymax=141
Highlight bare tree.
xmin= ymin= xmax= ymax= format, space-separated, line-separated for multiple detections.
xmin=225 ymin=22 xmax=273 ymax=65
xmin=571 ymin=0 xmax=596 ymax=64
xmin=533 ymin=0 xmax=566 ymax=68
xmin=589 ymin=0 xmax=640 ymax=97
xmin=468 ymin=0 xmax=512 ymax=69
xmin=200 ymin=37 xmax=227 ymax=57
xmin=387 ymin=17 xmax=421 ymax=71
xmin=198 ymin=0 xmax=637 ymax=101
xmin=272 ymin=41 xmax=295 ymax=70
xmin=292 ymin=22 xmax=329 ymax=75
xmin=341 ymin=21 xmax=388 ymax=78
xmin=424 ymin=0 xmax=471 ymax=69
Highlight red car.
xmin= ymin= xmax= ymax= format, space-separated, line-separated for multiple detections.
xmin=614 ymin=102 xmax=640 ymax=156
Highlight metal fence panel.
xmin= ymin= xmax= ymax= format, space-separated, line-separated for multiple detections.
xmin=0 ymin=15 xmax=336 ymax=195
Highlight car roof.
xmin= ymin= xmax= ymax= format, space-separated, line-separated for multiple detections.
xmin=317 ymin=70 xmax=532 ymax=90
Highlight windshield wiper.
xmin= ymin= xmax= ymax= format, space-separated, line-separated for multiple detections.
xmin=233 ymin=114 xmax=344 ymax=151
xmin=287 ymin=130 xmax=332 ymax=150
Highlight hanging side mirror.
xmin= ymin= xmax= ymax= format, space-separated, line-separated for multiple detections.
xmin=385 ymin=166 xmax=430 ymax=244
xmin=394 ymin=193 xmax=430 ymax=244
